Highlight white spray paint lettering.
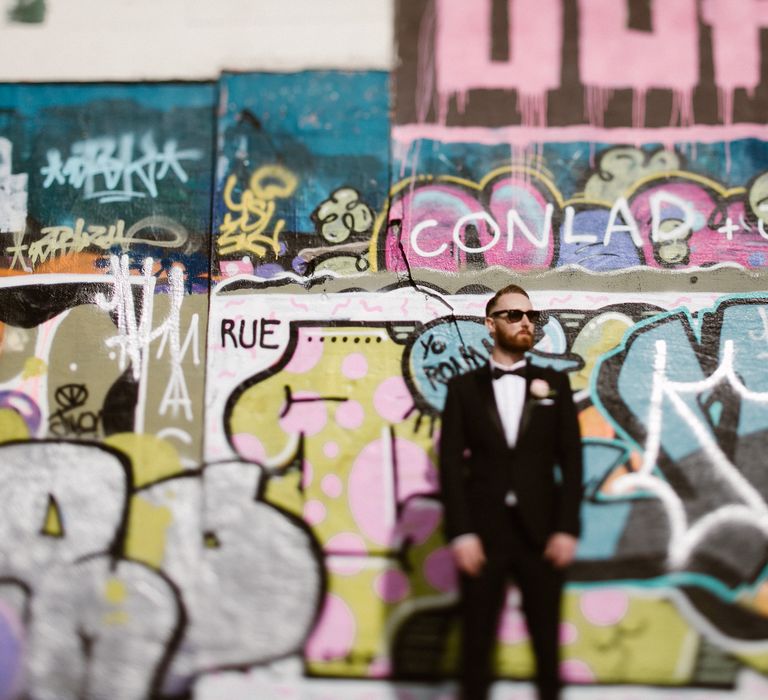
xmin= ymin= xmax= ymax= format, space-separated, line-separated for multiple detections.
xmin=40 ymin=132 xmax=203 ymax=204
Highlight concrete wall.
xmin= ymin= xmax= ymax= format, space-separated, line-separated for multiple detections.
xmin=2 ymin=2 xmax=768 ymax=699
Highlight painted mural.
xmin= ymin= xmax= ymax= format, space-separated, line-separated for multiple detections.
xmin=0 ymin=84 xmax=216 ymax=698
xmin=379 ymin=142 xmax=768 ymax=274
xmin=204 ymin=287 xmax=768 ymax=694
xmin=213 ymin=71 xmax=390 ymax=280
xmin=0 ymin=83 xmax=214 ymax=284
xmin=3 ymin=2 xmax=768 ymax=699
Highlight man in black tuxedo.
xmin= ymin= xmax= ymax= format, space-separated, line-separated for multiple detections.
xmin=439 ymin=284 xmax=583 ymax=700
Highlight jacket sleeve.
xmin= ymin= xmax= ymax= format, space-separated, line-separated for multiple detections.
xmin=554 ymin=371 xmax=584 ymax=537
xmin=438 ymin=378 xmax=472 ymax=540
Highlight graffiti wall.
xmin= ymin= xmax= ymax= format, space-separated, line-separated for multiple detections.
xmin=0 ymin=83 xmax=218 ymax=699
xmin=213 ymin=71 xmax=390 ymax=279
xmin=204 ymin=287 xmax=768 ymax=695
xmin=3 ymin=2 xmax=768 ymax=699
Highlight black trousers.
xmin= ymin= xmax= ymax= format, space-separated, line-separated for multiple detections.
xmin=459 ymin=507 xmax=564 ymax=700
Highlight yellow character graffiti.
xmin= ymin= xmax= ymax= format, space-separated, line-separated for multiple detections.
xmin=218 ymin=164 xmax=298 ymax=258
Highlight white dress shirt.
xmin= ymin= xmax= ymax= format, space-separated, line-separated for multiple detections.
xmin=490 ymin=358 xmax=527 ymax=449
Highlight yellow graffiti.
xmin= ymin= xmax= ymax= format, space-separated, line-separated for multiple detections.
xmin=41 ymin=496 xmax=64 ymax=538
xmin=9 ymin=216 xmax=189 ymax=269
xmin=124 ymin=496 xmax=174 ymax=569
xmin=103 ymin=433 xmax=184 ymax=488
xmin=104 ymin=578 xmax=127 ymax=604
xmin=22 ymin=357 xmax=47 ymax=379
xmin=217 ymin=164 xmax=298 ymax=258
xmin=0 ymin=408 xmax=29 ymax=444
xmin=102 ymin=579 xmax=129 ymax=626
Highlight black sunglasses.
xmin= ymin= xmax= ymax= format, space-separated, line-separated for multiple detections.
xmin=489 ymin=308 xmax=541 ymax=324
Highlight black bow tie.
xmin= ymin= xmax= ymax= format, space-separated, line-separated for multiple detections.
xmin=491 ymin=366 xmax=526 ymax=380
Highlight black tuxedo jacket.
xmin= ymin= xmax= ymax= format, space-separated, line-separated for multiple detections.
xmin=439 ymin=363 xmax=583 ymax=549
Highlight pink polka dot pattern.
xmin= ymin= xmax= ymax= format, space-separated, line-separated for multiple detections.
xmin=303 ymin=499 xmax=326 ymax=526
xmin=335 ymin=400 xmax=364 ymax=430
xmin=321 ymin=474 xmax=343 ymax=498
xmin=367 ymin=656 xmax=392 ymax=678
xmin=301 ymin=459 xmax=313 ymax=489
xmin=283 ymin=330 xmax=324 ymax=374
xmin=497 ymin=609 xmax=529 ymax=644
xmin=348 ymin=440 xmax=390 ymax=545
xmin=560 ymin=658 xmax=596 ymax=683
xmin=347 ymin=436 xmax=438 ymax=547
xmin=279 ymin=392 xmax=327 ymax=436
xmin=373 ymin=569 xmax=411 ymax=603
xmin=326 ymin=532 xmax=367 ymax=554
xmin=373 ymin=376 xmax=413 ymax=423
xmin=342 ymin=352 xmax=368 ymax=379
xmin=396 ymin=498 xmax=441 ymax=545
xmin=304 ymin=594 xmax=356 ymax=662
xmin=326 ymin=555 xmax=366 ymax=577
xmin=325 ymin=530 xmax=366 ymax=578
xmin=231 ymin=433 xmax=267 ymax=463
xmin=559 ymin=621 xmax=578 ymax=645
xmin=323 ymin=441 xmax=340 ymax=459
xmin=579 ymin=588 xmax=630 ymax=626
xmin=393 ymin=438 xmax=437 ymax=502
xmin=424 ymin=546 xmax=458 ymax=593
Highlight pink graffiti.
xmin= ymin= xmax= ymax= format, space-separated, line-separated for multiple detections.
xmin=579 ymin=588 xmax=630 ymax=627
xmin=335 ymin=400 xmax=365 ymax=430
xmin=560 ymin=621 xmax=579 ymax=645
xmin=702 ymin=0 xmax=768 ymax=101
xmin=231 ymin=433 xmax=267 ymax=462
xmin=279 ymin=391 xmax=327 ymax=436
xmin=304 ymin=593 xmax=356 ymax=662
xmin=385 ymin=172 xmax=768 ymax=271
xmin=630 ymin=181 xmax=766 ymax=268
xmin=579 ymin=1 xmax=698 ymax=92
xmin=373 ymin=569 xmax=411 ymax=604
xmin=560 ymin=658 xmax=596 ymax=683
xmin=395 ymin=498 xmax=442 ymax=546
xmin=303 ymin=499 xmax=327 ymax=526
xmin=430 ymin=0 xmax=768 ymax=127
xmin=326 ymin=532 xmax=367 ymax=555
xmin=372 ymin=376 xmax=413 ymax=423
xmin=385 ymin=176 xmax=555 ymax=272
xmin=321 ymin=473 xmax=343 ymax=499
xmin=434 ymin=0 xmax=561 ymax=124
xmin=323 ymin=441 xmax=340 ymax=459
xmin=348 ymin=440 xmax=393 ymax=546
xmin=497 ymin=607 xmax=529 ymax=644
xmin=348 ymin=438 xmax=436 ymax=546
xmin=341 ymin=352 xmax=368 ymax=380
xmin=423 ymin=545 xmax=458 ymax=593
xmin=283 ymin=329 xmax=324 ymax=374
xmin=393 ymin=439 xmax=438 ymax=503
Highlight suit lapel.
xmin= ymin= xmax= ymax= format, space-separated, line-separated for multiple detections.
xmin=516 ymin=361 xmax=535 ymax=441
xmin=475 ymin=365 xmax=506 ymax=441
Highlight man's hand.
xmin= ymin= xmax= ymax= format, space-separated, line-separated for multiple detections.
xmin=543 ymin=532 xmax=578 ymax=568
xmin=452 ymin=534 xmax=486 ymax=576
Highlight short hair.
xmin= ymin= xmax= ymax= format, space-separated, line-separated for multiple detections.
xmin=485 ymin=284 xmax=530 ymax=317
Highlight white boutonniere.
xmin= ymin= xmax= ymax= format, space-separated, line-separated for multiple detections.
xmin=530 ymin=378 xmax=557 ymax=400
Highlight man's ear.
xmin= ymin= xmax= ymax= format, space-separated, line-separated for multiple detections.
xmin=484 ymin=316 xmax=495 ymax=337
